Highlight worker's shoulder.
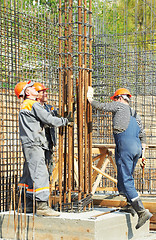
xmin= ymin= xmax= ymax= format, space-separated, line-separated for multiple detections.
xmin=20 ymin=99 xmax=38 ymax=111
xmin=44 ymin=103 xmax=55 ymax=111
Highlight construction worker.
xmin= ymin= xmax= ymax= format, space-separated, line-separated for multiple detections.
xmin=14 ymin=80 xmax=73 ymax=216
xmin=87 ymin=87 xmax=152 ymax=229
xmin=33 ymin=82 xmax=58 ymax=175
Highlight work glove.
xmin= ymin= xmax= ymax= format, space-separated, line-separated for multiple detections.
xmin=66 ymin=112 xmax=74 ymax=126
xmin=87 ymin=86 xmax=94 ymax=103
xmin=140 ymin=157 xmax=147 ymax=168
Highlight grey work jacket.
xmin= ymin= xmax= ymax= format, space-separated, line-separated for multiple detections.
xmin=19 ymin=99 xmax=68 ymax=149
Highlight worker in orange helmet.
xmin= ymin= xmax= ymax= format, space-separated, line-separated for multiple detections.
xmin=33 ymin=82 xmax=58 ymax=176
xmin=87 ymin=86 xmax=152 ymax=229
xmin=14 ymin=80 xmax=73 ymax=216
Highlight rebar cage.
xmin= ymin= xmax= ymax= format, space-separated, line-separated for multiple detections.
xmin=0 ymin=0 xmax=156 ymax=212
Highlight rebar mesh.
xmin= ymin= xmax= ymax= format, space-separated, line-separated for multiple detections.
xmin=92 ymin=0 xmax=156 ymax=194
xmin=0 ymin=0 xmax=60 ymax=211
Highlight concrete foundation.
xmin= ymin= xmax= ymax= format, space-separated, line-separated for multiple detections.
xmin=0 ymin=208 xmax=154 ymax=240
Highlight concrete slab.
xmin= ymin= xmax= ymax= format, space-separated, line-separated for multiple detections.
xmin=0 ymin=208 xmax=154 ymax=240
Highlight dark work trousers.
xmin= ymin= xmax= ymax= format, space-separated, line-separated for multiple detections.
xmin=114 ymin=116 xmax=142 ymax=202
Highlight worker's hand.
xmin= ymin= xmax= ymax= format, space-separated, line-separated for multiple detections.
xmin=87 ymin=86 xmax=94 ymax=103
xmin=67 ymin=112 xmax=74 ymax=126
xmin=140 ymin=157 xmax=147 ymax=168
xmin=56 ymin=112 xmax=62 ymax=118
xmin=140 ymin=145 xmax=146 ymax=168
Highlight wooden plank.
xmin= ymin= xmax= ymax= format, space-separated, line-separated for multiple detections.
xmin=92 ymin=165 xmax=117 ymax=184
xmin=107 ymin=155 xmax=117 ymax=172
xmin=150 ymin=223 xmax=156 ymax=231
xmin=93 ymin=198 xmax=156 ymax=213
xmin=92 ymin=144 xmax=156 ymax=149
xmin=92 ymin=159 xmax=109 ymax=195
xmin=143 ymin=202 xmax=156 ymax=213
xmin=92 ymin=153 xmax=106 ymax=162
xmin=51 ymin=162 xmax=59 ymax=189
xmin=93 ymin=199 xmax=127 ymax=208
xmin=96 ymin=187 xmax=118 ymax=192
xmin=92 ymin=147 xmax=109 ymax=183
xmin=150 ymin=213 xmax=156 ymax=223
xmin=92 ymin=144 xmax=116 ymax=149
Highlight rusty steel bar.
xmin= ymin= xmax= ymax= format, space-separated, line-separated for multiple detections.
xmin=63 ymin=71 xmax=67 ymax=204
xmin=15 ymin=186 xmax=22 ymax=239
xmin=63 ymin=0 xmax=68 ymax=204
xmin=0 ymin=0 xmax=2 ymax=213
xmin=32 ymin=183 xmax=35 ymax=240
xmin=84 ymin=70 xmax=88 ymax=196
xmin=24 ymin=185 xmax=27 ymax=240
xmin=84 ymin=0 xmax=88 ymax=197
xmin=88 ymin=0 xmax=93 ymax=194
xmin=67 ymin=0 xmax=73 ymax=203
xmin=7 ymin=186 xmax=12 ymax=234
xmin=78 ymin=0 xmax=83 ymax=201
xmin=13 ymin=185 xmax=16 ymax=236
xmin=58 ymin=0 xmax=63 ymax=211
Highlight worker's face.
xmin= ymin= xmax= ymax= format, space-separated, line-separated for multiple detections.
xmin=114 ymin=96 xmax=128 ymax=104
xmin=37 ymin=90 xmax=48 ymax=104
xmin=114 ymin=97 xmax=120 ymax=102
xmin=25 ymin=86 xmax=38 ymax=99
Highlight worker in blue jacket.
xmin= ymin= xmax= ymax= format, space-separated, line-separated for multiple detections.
xmin=87 ymin=86 xmax=152 ymax=229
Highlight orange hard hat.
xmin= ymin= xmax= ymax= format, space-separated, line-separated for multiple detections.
xmin=14 ymin=82 xmax=27 ymax=98
xmin=14 ymin=80 xmax=34 ymax=98
xmin=34 ymin=82 xmax=48 ymax=92
xmin=110 ymin=88 xmax=132 ymax=100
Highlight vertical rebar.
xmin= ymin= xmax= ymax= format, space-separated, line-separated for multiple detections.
xmin=67 ymin=0 xmax=74 ymax=203
xmin=24 ymin=185 xmax=27 ymax=240
xmin=88 ymin=0 xmax=92 ymax=194
xmin=84 ymin=0 xmax=88 ymax=198
xmin=63 ymin=0 xmax=68 ymax=204
xmin=77 ymin=0 xmax=83 ymax=201
xmin=32 ymin=183 xmax=35 ymax=240
xmin=59 ymin=0 xmax=63 ymax=211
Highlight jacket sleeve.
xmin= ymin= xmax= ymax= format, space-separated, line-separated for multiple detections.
xmin=32 ymin=102 xmax=68 ymax=127
xmin=91 ymin=100 xmax=119 ymax=113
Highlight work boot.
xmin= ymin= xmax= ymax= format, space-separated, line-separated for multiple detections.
xmin=119 ymin=202 xmax=136 ymax=217
xmin=36 ymin=201 xmax=60 ymax=217
xmin=131 ymin=197 xmax=153 ymax=229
